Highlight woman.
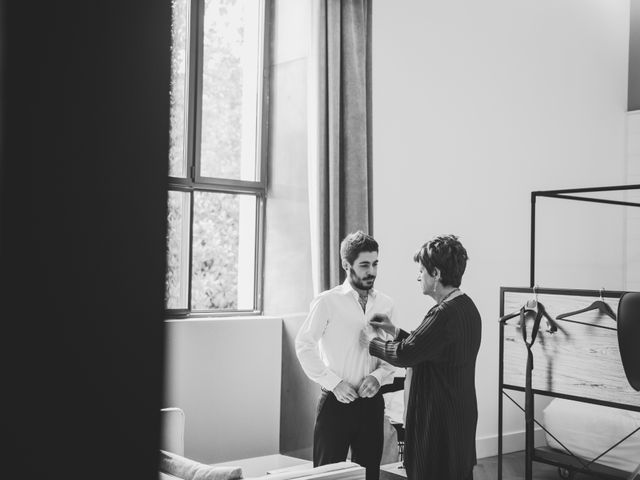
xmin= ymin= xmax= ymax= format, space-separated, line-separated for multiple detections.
xmin=363 ymin=234 xmax=481 ymax=480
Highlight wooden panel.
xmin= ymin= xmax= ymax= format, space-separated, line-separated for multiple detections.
xmin=501 ymin=289 xmax=640 ymax=408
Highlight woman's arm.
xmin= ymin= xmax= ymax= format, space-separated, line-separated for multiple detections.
xmin=368 ymin=313 xmax=399 ymax=337
xmin=368 ymin=308 xmax=452 ymax=367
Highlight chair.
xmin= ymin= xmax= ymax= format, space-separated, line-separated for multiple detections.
xmin=161 ymin=407 xmax=186 ymax=456
xmin=390 ymin=422 xmax=405 ymax=463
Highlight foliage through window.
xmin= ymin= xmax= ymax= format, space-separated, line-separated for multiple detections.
xmin=166 ymin=0 xmax=268 ymax=314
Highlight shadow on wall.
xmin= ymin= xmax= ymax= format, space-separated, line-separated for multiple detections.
xmin=280 ymin=315 xmax=319 ymax=460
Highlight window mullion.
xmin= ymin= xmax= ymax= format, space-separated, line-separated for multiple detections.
xmin=186 ymin=190 xmax=194 ymax=312
xmin=254 ymin=193 xmax=266 ymax=313
xmin=258 ymin=0 xmax=271 ymax=188
xmin=190 ymin=0 xmax=204 ymax=184
xmin=184 ymin=0 xmax=201 ymax=314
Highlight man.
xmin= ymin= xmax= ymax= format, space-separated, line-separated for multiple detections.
xmin=296 ymin=231 xmax=395 ymax=480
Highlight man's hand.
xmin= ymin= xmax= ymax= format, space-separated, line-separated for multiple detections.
xmin=357 ymin=375 xmax=380 ymax=398
xmin=368 ymin=313 xmax=397 ymax=336
xmin=332 ymin=380 xmax=358 ymax=403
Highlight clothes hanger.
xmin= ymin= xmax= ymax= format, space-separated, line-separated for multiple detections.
xmin=500 ymin=286 xmax=558 ymax=334
xmin=555 ymin=288 xmax=616 ymax=321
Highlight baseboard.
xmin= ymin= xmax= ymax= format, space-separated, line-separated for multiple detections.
xmin=476 ymin=428 xmax=547 ymax=459
xmin=280 ymin=446 xmax=312 ymax=461
xmin=282 ymin=430 xmax=545 ymax=462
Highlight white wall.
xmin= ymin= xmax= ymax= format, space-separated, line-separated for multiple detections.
xmin=163 ymin=317 xmax=282 ymax=464
xmin=627 ymin=111 xmax=640 ymax=290
xmin=372 ymin=0 xmax=630 ymax=457
xmin=264 ymin=0 xmax=314 ymax=316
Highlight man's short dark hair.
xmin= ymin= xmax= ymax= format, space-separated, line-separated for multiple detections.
xmin=340 ymin=231 xmax=379 ymax=266
xmin=413 ymin=234 xmax=468 ymax=288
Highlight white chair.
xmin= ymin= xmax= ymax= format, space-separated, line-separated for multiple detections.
xmin=161 ymin=407 xmax=185 ymax=456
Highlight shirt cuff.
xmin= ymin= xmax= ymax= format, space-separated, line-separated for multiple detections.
xmin=369 ymin=337 xmax=387 ymax=358
xmin=368 ymin=368 xmax=392 ymax=387
xmin=322 ymin=372 xmax=342 ymax=392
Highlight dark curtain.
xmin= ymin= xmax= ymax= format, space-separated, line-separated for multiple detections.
xmin=309 ymin=0 xmax=373 ymax=294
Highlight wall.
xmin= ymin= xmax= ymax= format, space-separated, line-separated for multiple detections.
xmin=266 ymin=0 xmax=317 ymax=460
xmin=629 ymin=0 xmax=640 ymax=110
xmin=264 ymin=0 xmax=314 ymax=316
xmin=280 ymin=314 xmax=317 ymax=460
xmin=372 ymin=0 xmax=630 ymax=457
xmin=163 ymin=317 xmax=282 ymax=464
xmin=627 ymin=111 xmax=640 ymax=290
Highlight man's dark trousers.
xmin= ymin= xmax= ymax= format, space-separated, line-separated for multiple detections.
xmin=313 ymin=389 xmax=384 ymax=480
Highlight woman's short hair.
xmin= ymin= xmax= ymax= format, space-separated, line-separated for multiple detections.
xmin=340 ymin=231 xmax=379 ymax=266
xmin=413 ymin=234 xmax=468 ymax=288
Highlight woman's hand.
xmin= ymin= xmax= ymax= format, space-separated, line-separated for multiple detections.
xmin=368 ymin=313 xmax=397 ymax=336
xmin=359 ymin=328 xmax=376 ymax=349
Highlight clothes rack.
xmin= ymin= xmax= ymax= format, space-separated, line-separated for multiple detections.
xmin=499 ymin=184 xmax=640 ymax=480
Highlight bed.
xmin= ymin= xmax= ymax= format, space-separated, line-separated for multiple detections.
xmin=543 ymin=398 xmax=640 ymax=476
xmin=160 ymin=408 xmax=367 ymax=480
xmin=499 ymin=287 xmax=640 ymax=480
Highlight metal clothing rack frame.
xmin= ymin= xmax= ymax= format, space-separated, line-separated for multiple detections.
xmin=529 ymin=184 xmax=640 ymax=288
xmin=498 ymin=184 xmax=640 ymax=480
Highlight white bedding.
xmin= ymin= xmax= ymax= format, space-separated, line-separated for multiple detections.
xmin=383 ymin=390 xmax=405 ymax=425
xmin=543 ymin=398 xmax=640 ymax=473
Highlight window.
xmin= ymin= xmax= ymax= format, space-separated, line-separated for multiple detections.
xmin=166 ymin=0 xmax=269 ymax=315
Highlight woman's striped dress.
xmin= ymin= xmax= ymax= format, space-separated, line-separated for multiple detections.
xmin=370 ymin=294 xmax=481 ymax=480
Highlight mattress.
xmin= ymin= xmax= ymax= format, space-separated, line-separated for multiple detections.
xmin=543 ymin=398 xmax=640 ymax=473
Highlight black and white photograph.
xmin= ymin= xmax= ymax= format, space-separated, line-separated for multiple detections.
xmin=1 ymin=1 xmax=639 ymax=480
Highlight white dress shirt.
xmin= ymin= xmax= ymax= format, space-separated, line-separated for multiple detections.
xmin=296 ymin=279 xmax=396 ymax=391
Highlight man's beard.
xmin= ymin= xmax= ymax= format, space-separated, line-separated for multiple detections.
xmin=348 ymin=267 xmax=376 ymax=290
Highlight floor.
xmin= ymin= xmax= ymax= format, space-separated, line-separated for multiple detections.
xmin=382 ymin=450 xmax=585 ymax=480
xmin=250 ymin=451 xmax=625 ymax=480
xmin=475 ymin=450 xmax=590 ymax=480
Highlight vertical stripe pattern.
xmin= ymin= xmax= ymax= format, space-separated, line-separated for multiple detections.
xmin=369 ymin=294 xmax=482 ymax=480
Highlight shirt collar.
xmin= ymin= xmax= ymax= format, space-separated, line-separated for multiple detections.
xmin=340 ymin=279 xmax=377 ymax=298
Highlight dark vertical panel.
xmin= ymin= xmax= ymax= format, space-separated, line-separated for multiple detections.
xmin=0 ymin=2 xmax=170 ymax=479
xmin=630 ymin=0 xmax=640 ymax=111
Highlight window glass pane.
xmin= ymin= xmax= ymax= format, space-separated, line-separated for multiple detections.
xmin=169 ymin=0 xmax=190 ymax=178
xmin=192 ymin=191 xmax=256 ymax=310
xmin=200 ymin=0 xmax=262 ymax=181
xmin=166 ymin=190 xmax=191 ymax=309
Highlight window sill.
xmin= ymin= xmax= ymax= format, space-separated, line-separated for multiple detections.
xmin=164 ymin=314 xmax=281 ymax=323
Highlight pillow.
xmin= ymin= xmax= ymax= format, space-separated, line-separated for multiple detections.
xmin=159 ymin=450 xmax=243 ymax=480
xmin=160 ymin=473 xmax=183 ymax=480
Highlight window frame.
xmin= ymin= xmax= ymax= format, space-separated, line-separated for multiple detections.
xmin=166 ymin=0 xmax=271 ymax=318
